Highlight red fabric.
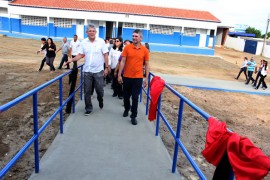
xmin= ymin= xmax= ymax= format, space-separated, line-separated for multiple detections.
xmin=202 ymin=117 xmax=270 ymax=179
xmin=148 ymin=76 xmax=165 ymax=121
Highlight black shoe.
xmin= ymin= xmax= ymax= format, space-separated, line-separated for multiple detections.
xmin=131 ymin=118 xmax=137 ymax=125
xmin=123 ymin=110 xmax=129 ymax=117
xmin=99 ymin=102 xmax=103 ymax=109
xmin=254 ymin=87 xmax=258 ymax=90
xmin=235 ymin=78 xmax=238 ymax=80
xmin=84 ymin=111 xmax=92 ymax=116
xmin=112 ymin=94 xmax=117 ymax=97
xmin=118 ymin=96 xmax=123 ymax=99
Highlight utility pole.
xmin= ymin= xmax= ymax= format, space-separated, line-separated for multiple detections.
xmin=261 ymin=14 xmax=270 ymax=56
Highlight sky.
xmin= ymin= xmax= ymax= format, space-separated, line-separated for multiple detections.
xmin=96 ymin=0 xmax=270 ymax=33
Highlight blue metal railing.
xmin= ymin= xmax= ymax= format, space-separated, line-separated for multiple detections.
xmin=0 ymin=65 xmax=84 ymax=179
xmin=141 ymin=72 xmax=234 ymax=180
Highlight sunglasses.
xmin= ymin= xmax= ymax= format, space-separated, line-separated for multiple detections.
xmin=115 ymin=40 xmax=120 ymax=42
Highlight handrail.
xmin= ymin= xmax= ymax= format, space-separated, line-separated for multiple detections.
xmin=0 ymin=65 xmax=84 ymax=179
xmin=142 ymin=72 xmax=234 ymax=180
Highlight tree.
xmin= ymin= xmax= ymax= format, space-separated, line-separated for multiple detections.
xmin=261 ymin=32 xmax=270 ymax=39
xmin=245 ymin=27 xmax=262 ymax=38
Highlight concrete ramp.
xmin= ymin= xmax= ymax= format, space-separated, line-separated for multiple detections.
xmin=29 ymin=85 xmax=181 ymax=180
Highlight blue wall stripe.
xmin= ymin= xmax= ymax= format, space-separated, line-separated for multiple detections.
xmin=182 ymin=34 xmax=200 ymax=46
xmin=11 ymin=18 xmax=20 ymax=33
xmin=0 ymin=17 xmax=9 ymax=31
xmin=149 ymin=32 xmax=180 ymax=45
xmin=149 ymin=43 xmax=214 ymax=55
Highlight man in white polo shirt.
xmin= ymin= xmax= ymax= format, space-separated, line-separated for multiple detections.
xmin=69 ymin=34 xmax=81 ymax=68
xmin=66 ymin=23 xmax=109 ymax=115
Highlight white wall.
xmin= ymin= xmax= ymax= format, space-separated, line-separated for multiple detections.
xmin=224 ymin=36 xmax=270 ymax=58
xmin=224 ymin=36 xmax=245 ymax=52
xmin=264 ymin=45 xmax=270 ymax=58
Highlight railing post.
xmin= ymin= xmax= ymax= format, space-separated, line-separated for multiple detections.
xmin=33 ymin=93 xmax=39 ymax=173
xmin=72 ymin=94 xmax=75 ymax=113
xmin=59 ymin=78 xmax=63 ymax=134
xmin=80 ymin=66 xmax=83 ymax=101
xmin=145 ymin=74 xmax=151 ymax=115
xmin=172 ymin=99 xmax=184 ymax=173
xmin=155 ymin=94 xmax=162 ymax=136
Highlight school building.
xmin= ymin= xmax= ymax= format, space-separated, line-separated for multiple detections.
xmin=0 ymin=0 xmax=225 ymax=55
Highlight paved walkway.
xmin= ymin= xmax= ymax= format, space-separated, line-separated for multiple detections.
xmin=29 ymin=85 xmax=181 ymax=180
xmin=155 ymin=73 xmax=270 ymax=96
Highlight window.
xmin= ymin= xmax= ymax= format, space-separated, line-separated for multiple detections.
xmin=54 ymin=18 xmax=72 ymax=28
xmin=124 ymin=22 xmax=134 ymax=28
xmin=150 ymin=25 xmax=174 ymax=35
xmin=21 ymin=15 xmax=47 ymax=26
xmin=135 ymin=23 xmax=145 ymax=29
xmin=184 ymin=28 xmax=196 ymax=37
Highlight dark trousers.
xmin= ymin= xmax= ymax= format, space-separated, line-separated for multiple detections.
xmin=246 ymin=71 xmax=254 ymax=84
xmin=236 ymin=67 xmax=247 ymax=80
xmin=111 ymin=69 xmax=118 ymax=95
xmin=46 ymin=57 xmax=55 ymax=71
xmin=84 ymin=71 xmax=104 ymax=112
xmin=123 ymin=77 xmax=143 ymax=118
xmin=71 ymin=55 xmax=78 ymax=69
xmin=58 ymin=54 xmax=69 ymax=69
xmin=256 ymin=74 xmax=267 ymax=89
xmin=39 ymin=57 xmax=47 ymax=71
xmin=253 ymin=71 xmax=261 ymax=86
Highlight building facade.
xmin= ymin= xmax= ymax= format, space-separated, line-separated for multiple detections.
xmin=0 ymin=0 xmax=221 ymax=55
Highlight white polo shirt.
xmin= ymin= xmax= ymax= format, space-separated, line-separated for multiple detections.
xmin=70 ymin=40 xmax=81 ymax=56
xmin=79 ymin=37 xmax=108 ymax=73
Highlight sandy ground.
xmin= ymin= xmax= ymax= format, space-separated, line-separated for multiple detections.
xmin=0 ymin=36 xmax=269 ymax=179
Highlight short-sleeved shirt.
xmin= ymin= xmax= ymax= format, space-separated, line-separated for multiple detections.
xmin=79 ymin=37 xmax=108 ymax=73
xmin=70 ymin=40 xmax=81 ymax=56
xmin=121 ymin=43 xmax=149 ymax=78
xmin=61 ymin=42 xmax=70 ymax=55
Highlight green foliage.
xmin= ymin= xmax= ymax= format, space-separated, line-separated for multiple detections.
xmin=261 ymin=32 xmax=270 ymax=39
xmin=245 ymin=27 xmax=262 ymax=38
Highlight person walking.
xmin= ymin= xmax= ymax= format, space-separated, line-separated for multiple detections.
xmin=38 ymin=37 xmax=56 ymax=72
xmin=245 ymin=57 xmax=256 ymax=85
xmin=66 ymin=23 xmax=109 ymax=115
xmin=255 ymin=60 xmax=268 ymax=90
xmin=235 ymin=57 xmax=248 ymax=80
xmin=37 ymin=37 xmax=47 ymax=72
xmin=69 ymin=35 xmax=80 ymax=69
xmin=109 ymin=37 xmax=123 ymax=97
xmin=118 ymin=29 xmax=150 ymax=125
xmin=252 ymin=60 xmax=263 ymax=87
xmin=57 ymin=37 xmax=70 ymax=70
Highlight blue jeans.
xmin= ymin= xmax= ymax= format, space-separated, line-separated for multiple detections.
xmin=84 ymin=71 xmax=104 ymax=112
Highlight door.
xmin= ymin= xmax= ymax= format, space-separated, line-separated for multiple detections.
xmin=244 ymin=40 xmax=257 ymax=54
xmin=76 ymin=20 xmax=84 ymax=40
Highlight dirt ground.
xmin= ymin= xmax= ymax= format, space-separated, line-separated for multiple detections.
xmin=0 ymin=36 xmax=269 ymax=179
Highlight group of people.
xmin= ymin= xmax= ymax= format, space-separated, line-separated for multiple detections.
xmin=37 ymin=35 xmax=81 ymax=72
xmin=235 ymin=56 xmax=268 ymax=90
xmin=65 ymin=23 xmax=150 ymax=126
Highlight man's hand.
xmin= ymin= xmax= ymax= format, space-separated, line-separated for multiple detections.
xmin=103 ymin=68 xmax=109 ymax=77
xmin=65 ymin=58 xmax=72 ymax=66
xmin=118 ymin=75 xmax=123 ymax=84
